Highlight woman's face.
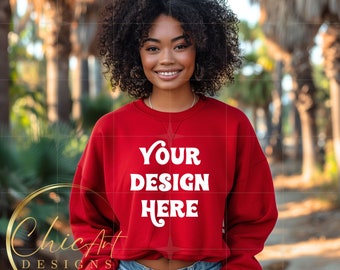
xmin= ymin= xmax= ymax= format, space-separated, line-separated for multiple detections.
xmin=139 ymin=15 xmax=196 ymax=94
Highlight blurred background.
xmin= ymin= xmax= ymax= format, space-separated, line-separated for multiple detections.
xmin=0 ymin=0 xmax=340 ymax=269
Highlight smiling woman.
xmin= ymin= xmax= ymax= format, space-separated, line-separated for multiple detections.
xmin=70 ymin=1 xmax=277 ymax=270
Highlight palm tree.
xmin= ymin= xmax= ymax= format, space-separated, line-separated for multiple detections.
xmin=322 ymin=23 xmax=340 ymax=189
xmin=267 ymin=60 xmax=284 ymax=161
xmin=8 ymin=0 xmax=75 ymax=123
xmin=287 ymin=0 xmax=340 ymax=187
xmin=36 ymin=0 xmax=107 ymax=123
xmin=28 ymin=0 xmax=109 ymax=123
xmin=38 ymin=0 xmax=74 ymax=123
xmin=71 ymin=0 xmax=107 ymax=121
xmin=252 ymin=0 xmax=321 ymax=180
xmin=10 ymin=0 xmax=109 ymax=125
xmin=0 ymin=0 xmax=11 ymax=129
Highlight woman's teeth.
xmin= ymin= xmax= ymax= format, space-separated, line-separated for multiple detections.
xmin=158 ymin=71 xmax=178 ymax=76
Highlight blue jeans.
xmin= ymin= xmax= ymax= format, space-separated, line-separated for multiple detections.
xmin=118 ymin=260 xmax=222 ymax=270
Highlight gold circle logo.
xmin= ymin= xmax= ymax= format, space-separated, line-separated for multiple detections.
xmin=6 ymin=183 xmax=73 ymax=270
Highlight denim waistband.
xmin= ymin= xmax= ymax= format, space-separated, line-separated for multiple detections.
xmin=118 ymin=260 xmax=222 ymax=270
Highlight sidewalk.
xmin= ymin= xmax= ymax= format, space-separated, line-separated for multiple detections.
xmin=258 ymin=171 xmax=340 ymax=270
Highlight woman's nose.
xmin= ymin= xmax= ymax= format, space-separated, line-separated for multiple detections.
xmin=159 ymin=49 xmax=175 ymax=65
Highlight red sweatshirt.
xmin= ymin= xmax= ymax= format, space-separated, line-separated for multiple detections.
xmin=70 ymin=97 xmax=277 ymax=270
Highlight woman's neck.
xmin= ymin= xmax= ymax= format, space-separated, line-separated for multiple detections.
xmin=147 ymin=88 xmax=197 ymax=112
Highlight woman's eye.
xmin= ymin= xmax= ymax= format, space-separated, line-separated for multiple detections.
xmin=175 ymin=44 xmax=189 ymax=50
xmin=146 ymin=47 xmax=159 ymax=52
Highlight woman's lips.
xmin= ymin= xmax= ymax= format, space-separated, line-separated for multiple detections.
xmin=155 ymin=70 xmax=181 ymax=80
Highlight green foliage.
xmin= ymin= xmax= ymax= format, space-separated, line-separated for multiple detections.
xmin=313 ymin=64 xmax=330 ymax=96
xmin=80 ymin=92 xmax=115 ymax=129
xmin=323 ymin=140 xmax=339 ymax=185
xmin=313 ymin=63 xmax=331 ymax=139
xmin=17 ymin=126 xmax=80 ymax=186
xmin=0 ymin=124 xmax=87 ymax=240
xmin=226 ymin=69 xmax=273 ymax=108
xmin=9 ymin=29 xmax=47 ymax=136
xmin=0 ymin=132 xmax=18 ymax=175
xmin=9 ymin=9 xmax=47 ymax=137
xmin=222 ymin=20 xmax=274 ymax=109
xmin=10 ymin=85 xmax=47 ymax=138
xmin=80 ymin=91 xmax=132 ymax=129
xmin=239 ymin=21 xmax=263 ymax=44
xmin=112 ymin=91 xmax=134 ymax=111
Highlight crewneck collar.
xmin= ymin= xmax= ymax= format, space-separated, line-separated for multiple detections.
xmin=133 ymin=96 xmax=207 ymax=122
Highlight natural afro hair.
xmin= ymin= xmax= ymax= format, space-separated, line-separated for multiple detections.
xmin=98 ymin=0 xmax=242 ymax=99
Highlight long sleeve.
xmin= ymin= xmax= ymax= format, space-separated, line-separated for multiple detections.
xmin=222 ymin=117 xmax=278 ymax=269
xmin=69 ymin=125 xmax=120 ymax=270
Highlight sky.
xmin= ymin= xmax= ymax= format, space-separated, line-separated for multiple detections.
xmin=227 ymin=0 xmax=260 ymax=24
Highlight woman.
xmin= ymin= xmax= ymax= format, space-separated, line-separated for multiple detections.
xmin=69 ymin=0 xmax=278 ymax=269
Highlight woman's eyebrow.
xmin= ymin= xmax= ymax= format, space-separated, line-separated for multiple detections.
xmin=143 ymin=35 xmax=188 ymax=43
xmin=172 ymin=35 xmax=188 ymax=42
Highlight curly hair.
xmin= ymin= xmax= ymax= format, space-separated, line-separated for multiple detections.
xmin=98 ymin=0 xmax=242 ymax=99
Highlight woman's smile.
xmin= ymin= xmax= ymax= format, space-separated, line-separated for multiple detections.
xmin=155 ymin=69 xmax=181 ymax=79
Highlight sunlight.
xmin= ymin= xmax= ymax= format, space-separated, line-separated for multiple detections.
xmin=258 ymin=238 xmax=340 ymax=261
xmin=16 ymin=0 xmax=27 ymax=16
xmin=279 ymin=198 xmax=333 ymax=219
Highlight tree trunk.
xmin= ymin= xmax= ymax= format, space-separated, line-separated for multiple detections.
xmin=81 ymin=58 xmax=90 ymax=97
xmin=72 ymin=57 xmax=82 ymax=121
xmin=290 ymin=48 xmax=318 ymax=181
xmin=263 ymin=104 xmax=272 ymax=148
xmin=329 ymin=78 xmax=340 ymax=189
xmin=92 ymin=56 xmax=103 ymax=96
xmin=292 ymin=105 xmax=302 ymax=159
xmin=0 ymin=0 xmax=11 ymax=129
xmin=322 ymin=24 xmax=340 ymax=190
xmin=71 ymin=56 xmax=89 ymax=121
xmin=44 ymin=0 xmax=73 ymax=123
xmin=70 ymin=1 xmax=102 ymax=121
xmin=57 ymin=57 xmax=72 ymax=122
xmin=267 ymin=61 xmax=283 ymax=160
